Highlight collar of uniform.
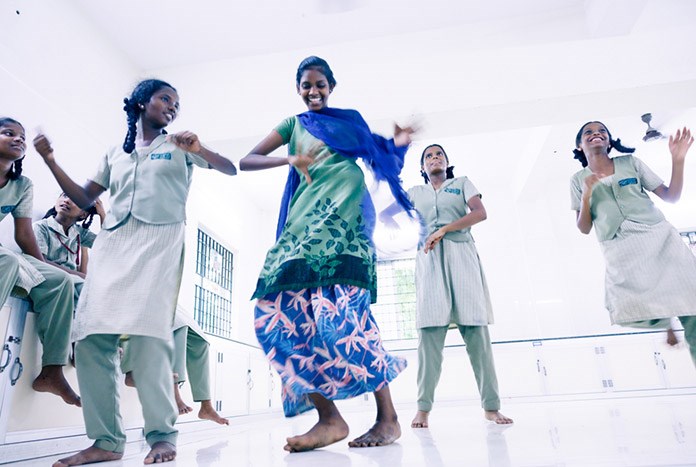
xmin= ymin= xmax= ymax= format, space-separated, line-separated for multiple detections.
xmin=132 ymin=133 xmax=168 ymax=158
xmin=431 ymin=177 xmax=455 ymax=192
xmin=46 ymin=215 xmax=77 ymax=240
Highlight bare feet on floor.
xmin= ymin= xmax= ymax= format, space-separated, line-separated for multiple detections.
xmin=485 ymin=410 xmax=513 ymax=424
xmin=173 ymin=384 xmax=193 ymax=415
xmin=144 ymin=441 xmax=176 ymax=464
xmin=199 ymin=400 xmax=229 ymax=425
xmin=348 ymin=418 xmax=401 ymax=448
xmin=52 ymin=445 xmax=122 ymax=467
xmin=411 ymin=410 xmax=429 ymax=428
xmin=124 ymin=371 xmax=135 ymax=388
xmin=32 ymin=366 xmax=81 ymax=407
xmin=284 ymin=416 xmax=349 ymax=452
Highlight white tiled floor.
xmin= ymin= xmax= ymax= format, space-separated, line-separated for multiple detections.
xmin=9 ymin=393 xmax=696 ymax=466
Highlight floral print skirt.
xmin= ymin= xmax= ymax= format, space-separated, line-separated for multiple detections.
xmin=254 ymin=284 xmax=407 ymax=417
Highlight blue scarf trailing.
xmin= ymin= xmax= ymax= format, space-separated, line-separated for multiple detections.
xmin=276 ymin=107 xmax=414 ymax=239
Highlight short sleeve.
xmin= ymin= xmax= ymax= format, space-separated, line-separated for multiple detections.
xmin=185 ymin=151 xmax=211 ymax=169
xmin=12 ymin=177 xmax=33 ymax=218
xmin=90 ymin=153 xmax=111 ymax=190
xmin=274 ymin=117 xmax=296 ymax=145
xmin=32 ymin=221 xmax=50 ymax=256
xmin=632 ymin=156 xmax=663 ymax=192
xmin=79 ymin=227 xmax=97 ymax=249
xmin=462 ymin=177 xmax=481 ymax=202
xmin=570 ymin=174 xmax=583 ymax=211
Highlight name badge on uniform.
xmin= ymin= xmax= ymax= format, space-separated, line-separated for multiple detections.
xmin=150 ymin=152 xmax=172 ymax=160
xmin=618 ymin=177 xmax=638 ymax=187
xmin=444 ymin=187 xmax=461 ymax=195
xmin=1 ymin=205 xmax=16 ymax=214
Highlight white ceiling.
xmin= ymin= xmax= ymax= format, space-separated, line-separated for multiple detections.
xmin=72 ymin=0 xmax=595 ymax=70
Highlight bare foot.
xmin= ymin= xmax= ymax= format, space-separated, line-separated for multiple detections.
xmin=124 ymin=371 xmax=135 ymax=388
xmin=411 ymin=410 xmax=429 ymax=428
xmin=32 ymin=366 xmax=81 ymax=407
xmin=666 ymin=328 xmax=679 ymax=346
xmin=348 ymin=418 xmax=401 ymax=448
xmin=52 ymin=445 xmax=122 ymax=466
xmin=485 ymin=410 xmax=513 ymax=424
xmin=173 ymin=384 xmax=193 ymax=415
xmin=143 ymin=441 xmax=176 ymax=464
xmin=284 ymin=417 xmax=349 ymax=452
xmin=199 ymin=400 xmax=229 ymax=425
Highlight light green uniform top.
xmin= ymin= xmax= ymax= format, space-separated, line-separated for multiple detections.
xmin=0 ymin=176 xmax=33 ymax=224
xmin=570 ymin=155 xmax=664 ymax=241
xmin=91 ymin=135 xmax=209 ymax=230
xmin=407 ymin=177 xmax=481 ymax=243
xmin=33 ymin=216 xmax=96 ymax=271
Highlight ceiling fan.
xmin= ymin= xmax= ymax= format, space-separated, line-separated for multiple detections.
xmin=641 ymin=113 xmax=665 ymax=142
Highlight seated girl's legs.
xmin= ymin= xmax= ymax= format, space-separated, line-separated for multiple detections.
xmin=128 ymin=334 xmax=178 ymax=463
xmin=24 ymin=256 xmax=80 ymax=406
xmin=184 ymin=327 xmax=227 ymax=424
xmin=0 ymin=247 xmax=20 ymax=306
xmin=678 ymin=316 xmax=696 ymax=367
xmin=53 ymin=334 xmax=125 ymax=467
xmin=412 ymin=326 xmax=448 ymax=428
xmin=459 ymin=325 xmax=512 ymax=424
xmin=171 ymin=327 xmax=192 ymax=415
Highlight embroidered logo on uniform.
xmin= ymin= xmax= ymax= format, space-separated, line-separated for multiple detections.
xmin=1 ymin=205 xmax=16 ymax=214
xmin=150 ymin=152 xmax=172 ymax=160
xmin=618 ymin=178 xmax=638 ymax=187
xmin=444 ymin=187 xmax=461 ymax=195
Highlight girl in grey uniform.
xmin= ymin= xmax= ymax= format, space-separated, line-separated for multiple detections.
xmin=399 ymin=144 xmax=512 ymax=427
xmin=0 ymin=118 xmax=80 ymax=407
xmin=570 ymin=121 xmax=696 ymax=366
xmin=33 ymin=193 xmax=103 ymax=278
xmin=33 ymin=79 xmax=237 ymax=466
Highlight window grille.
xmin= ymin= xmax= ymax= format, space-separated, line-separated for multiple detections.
xmin=194 ymin=228 xmax=234 ymax=338
xmin=371 ymin=257 xmax=418 ymax=340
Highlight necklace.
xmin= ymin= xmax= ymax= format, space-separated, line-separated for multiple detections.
xmin=54 ymin=230 xmax=81 ymax=266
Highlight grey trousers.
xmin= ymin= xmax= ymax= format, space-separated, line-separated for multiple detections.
xmin=417 ymin=325 xmax=501 ymax=412
xmin=76 ymin=334 xmax=178 ymax=453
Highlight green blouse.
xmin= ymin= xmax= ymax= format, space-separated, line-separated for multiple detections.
xmin=570 ymin=155 xmax=665 ymax=241
xmin=251 ymin=116 xmax=377 ymax=301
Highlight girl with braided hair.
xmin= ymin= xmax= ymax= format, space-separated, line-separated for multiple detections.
xmin=570 ymin=121 xmax=696 ymax=367
xmin=33 ymin=193 xmax=104 ymax=279
xmin=33 ymin=79 xmax=237 ymax=466
xmin=0 ymin=117 xmax=80 ymax=408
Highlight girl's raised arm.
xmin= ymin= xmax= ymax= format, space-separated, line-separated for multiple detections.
xmin=33 ymin=134 xmax=105 ymax=209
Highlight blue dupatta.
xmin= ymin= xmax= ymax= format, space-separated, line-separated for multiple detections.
xmin=276 ymin=107 xmax=414 ymax=239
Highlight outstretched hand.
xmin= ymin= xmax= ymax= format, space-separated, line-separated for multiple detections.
xmin=669 ymin=127 xmax=693 ymax=163
xmin=393 ymin=122 xmax=420 ymax=147
xmin=168 ymin=131 xmax=202 ymax=153
xmin=33 ymin=133 xmax=55 ymax=163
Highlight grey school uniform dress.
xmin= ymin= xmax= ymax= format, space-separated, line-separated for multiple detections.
xmin=33 ymin=215 xmax=96 ymax=301
xmin=570 ymin=155 xmax=696 ymax=366
xmin=73 ymin=135 xmax=210 ymax=453
xmin=0 ymin=176 xmax=75 ymax=368
xmin=408 ymin=176 xmax=501 ymax=412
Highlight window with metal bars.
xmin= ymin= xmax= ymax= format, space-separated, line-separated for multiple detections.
xmin=194 ymin=228 xmax=234 ymax=338
xmin=680 ymin=230 xmax=696 ymax=256
xmin=371 ymin=257 xmax=418 ymax=340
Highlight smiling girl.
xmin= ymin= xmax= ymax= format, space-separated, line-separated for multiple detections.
xmin=570 ymin=121 xmax=696 ymax=367
xmin=33 ymin=79 xmax=236 ymax=466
